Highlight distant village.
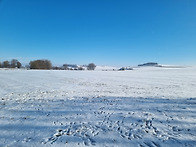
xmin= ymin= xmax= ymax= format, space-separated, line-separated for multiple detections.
xmin=53 ymin=64 xmax=92 ymax=70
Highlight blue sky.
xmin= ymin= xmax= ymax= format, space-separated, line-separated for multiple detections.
xmin=0 ymin=0 xmax=196 ymax=66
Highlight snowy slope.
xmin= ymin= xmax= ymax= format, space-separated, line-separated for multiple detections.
xmin=0 ymin=67 xmax=196 ymax=146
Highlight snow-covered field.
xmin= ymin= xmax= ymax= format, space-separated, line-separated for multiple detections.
xmin=0 ymin=67 xmax=196 ymax=147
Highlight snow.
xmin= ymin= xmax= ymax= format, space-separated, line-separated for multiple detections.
xmin=0 ymin=67 xmax=196 ymax=146
xmin=95 ymin=65 xmax=119 ymax=71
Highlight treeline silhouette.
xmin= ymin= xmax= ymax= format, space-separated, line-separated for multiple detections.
xmin=0 ymin=59 xmax=22 ymax=68
xmin=0 ymin=59 xmax=96 ymax=70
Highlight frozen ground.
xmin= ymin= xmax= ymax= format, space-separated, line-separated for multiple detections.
xmin=0 ymin=67 xmax=196 ymax=146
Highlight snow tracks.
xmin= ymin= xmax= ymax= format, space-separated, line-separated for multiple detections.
xmin=1 ymin=97 xmax=196 ymax=146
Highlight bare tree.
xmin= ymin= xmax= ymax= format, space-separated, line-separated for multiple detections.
xmin=10 ymin=59 xmax=18 ymax=68
xmin=3 ymin=61 xmax=10 ymax=68
xmin=0 ymin=62 xmax=2 ymax=68
xmin=10 ymin=59 xmax=22 ymax=68
xmin=17 ymin=61 xmax=22 ymax=68
xmin=87 ymin=63 xmax=96 ymax=70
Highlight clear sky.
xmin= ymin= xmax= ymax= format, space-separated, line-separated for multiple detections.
xmin=0 ymin=0 xmax=196 ymax=66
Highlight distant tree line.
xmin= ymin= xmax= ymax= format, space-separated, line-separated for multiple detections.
xmin=1 ymin=59 xmax=96 ymax=70
xmin=62 ymin=63 xmax=96 ymax=70
xmin=53 ymin=63 xmax=96 ymax=70
xmin=138 ymin=62 xmax=159 ymax=67
xmin=0 ymin=59 xmax=22 ymax=68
